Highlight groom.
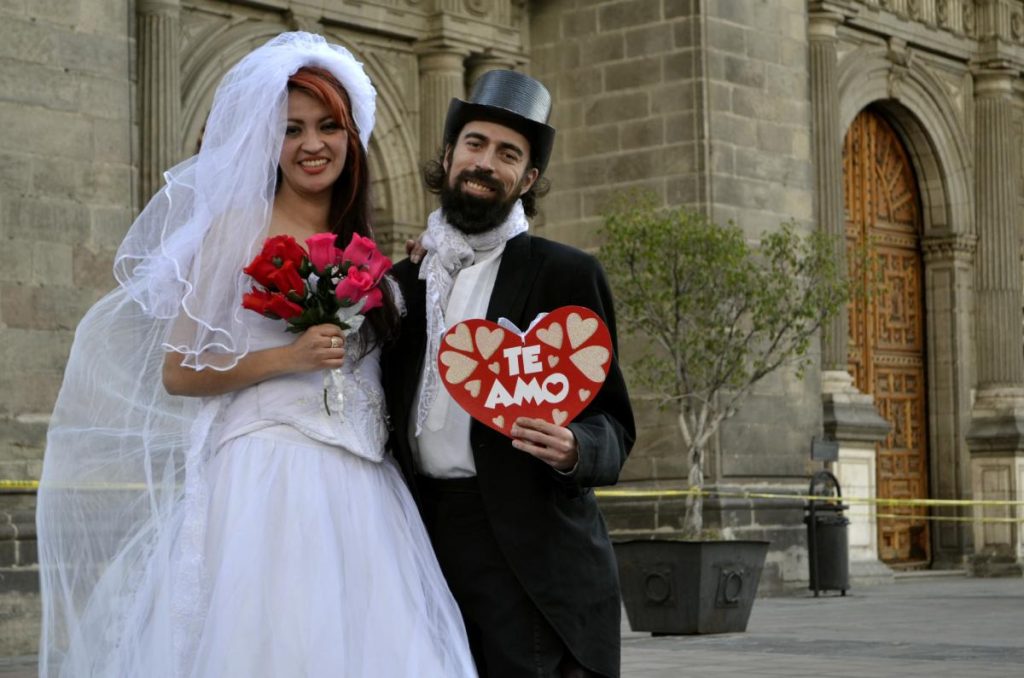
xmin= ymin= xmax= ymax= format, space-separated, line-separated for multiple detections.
xmin=383 ymin=70 xmax=634 ymax=678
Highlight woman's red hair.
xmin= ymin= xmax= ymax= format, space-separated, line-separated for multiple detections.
xmin=287 ymin=67 xmax=365 ymax=224
xmin=285 ymin=67 xmax=399 ymax=348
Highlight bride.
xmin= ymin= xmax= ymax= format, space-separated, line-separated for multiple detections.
xmin=36 ymin=32 xmax=476 ymax=678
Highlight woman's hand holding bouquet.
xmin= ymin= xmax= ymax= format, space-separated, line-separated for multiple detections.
xmin=242 ymin=233 xmax=392 ymax=413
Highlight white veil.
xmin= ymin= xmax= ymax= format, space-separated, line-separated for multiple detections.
xmin=37 ymin=32 xmax=376 ymax=677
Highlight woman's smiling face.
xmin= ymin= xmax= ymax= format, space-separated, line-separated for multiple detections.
xmin=278 ymin=89 xmax=348 ymax=198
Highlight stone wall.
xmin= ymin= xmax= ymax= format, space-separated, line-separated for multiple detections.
xmin=530 ymin=0 xmax=711 ymax=484
xmin=531 ymin=2 xmax=821 ymax=585
xmin=0 ymin=0 xmax=134 ymax=484
xmin=0 ymin=0 xmax=136 ymax=655
xmin=531 ymin=0 xmax=707 ymax=241
xmin=702 ymin=0 xmax=820 ymax=484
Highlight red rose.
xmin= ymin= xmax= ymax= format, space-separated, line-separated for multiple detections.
xmin=243 ymin=256 xmax=279 ymax=289
xmin=242 ymin=288 xmax=302 ymax=319
xmin=266 ymin=259 xmax=306 ymax=297
xmin=335 ymin=265 xmax=375 ymax=306
xmin=242 ymin=287 xmax=274 ymax=315
xmin=305 ymin=232 xmax=343 ymax=271
xmin=244 ymin=235 xmax=310 ymax=289
xmin=262 ymin=235 xmax=308 ymax=268
xmin=265 ymin=293 xmax=304 ymax=319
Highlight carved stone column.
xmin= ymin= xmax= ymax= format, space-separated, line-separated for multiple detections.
xmin=466 ymin=53 xmax=513 ymax=90
xmin=138 ymin=0 xmax=183 ymax=204
xmin=923 ymin=233 xmax=977 ymax=568
xmin=418 ymin=50 xmax=466 ymax=164
xmin=810 ymin=1 xmax=892 ymax=584
xmin=966 ymin=68 xmax=1024 ymax=576
xmin=973 ymin=72 xmax=1024 ymax=389
xmin=809 ymin=4 xmax=847 ymax=373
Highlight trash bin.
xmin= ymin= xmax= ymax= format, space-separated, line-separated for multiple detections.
xmin=804 ymin=470 xmax=849 ymax=596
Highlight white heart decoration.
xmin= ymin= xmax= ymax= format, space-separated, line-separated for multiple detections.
xmin=567 ymin=312 xmax=598 ymax=349
xmin=445 ymin=323 xmax=473 ymax=351
xmin=537 ymin=323 xmax=564 ymax=349
xmin=569 ymin=346 xmax=610 ymax=383
xmin=440 ymin=350 xmax=478 ymax=384
xmin=475 ymin=326 xmax=505 ymax=360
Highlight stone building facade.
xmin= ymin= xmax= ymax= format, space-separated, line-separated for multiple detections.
xmin=2 ymin=0 xmax=1024 ymax=655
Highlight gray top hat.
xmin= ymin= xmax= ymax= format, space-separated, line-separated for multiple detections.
xmin=443 ymin=70 xmax=556 ymax=174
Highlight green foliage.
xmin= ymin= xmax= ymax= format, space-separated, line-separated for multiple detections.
xmin=599 ymin=192 xmax=848 ymax=413
xmin=599 ymin=191 xmax=851 ymax=536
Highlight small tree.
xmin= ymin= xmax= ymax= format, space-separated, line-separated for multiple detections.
xmin=599 ymin=193 xmax=849 ymax=538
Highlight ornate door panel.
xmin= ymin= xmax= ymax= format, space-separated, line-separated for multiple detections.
xmin=843 ymin=109 xmax=930 ymax=566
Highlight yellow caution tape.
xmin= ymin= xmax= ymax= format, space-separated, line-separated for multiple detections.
xmin=0 ymin=480 xmax=153 ymax=491
xmin=0 ymin=480 xmax=39 ymax=490
xmin=4 ymin=482 xmax=1023 ymax=523
xmin=594 ymin=487 xmax=1024 ymax=507
xmin=873 ymin=512 xmax=1022 ymax=524
xmin=5 ymin=480 xmax=1024 ymax=518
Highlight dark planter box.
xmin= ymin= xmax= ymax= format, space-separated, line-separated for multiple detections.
xmin=614 ymin=539 xmax=769 ymax=635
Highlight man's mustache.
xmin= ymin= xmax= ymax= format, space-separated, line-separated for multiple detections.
xmin=456 ymin=169 xmax=503 ymax=193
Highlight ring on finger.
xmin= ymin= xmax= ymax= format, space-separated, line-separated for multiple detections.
xmin=330 ymin=336 xmax=341 ymax=349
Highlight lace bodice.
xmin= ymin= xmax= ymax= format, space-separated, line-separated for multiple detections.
xmin=217 ymin=312 xmax=388 ymax=463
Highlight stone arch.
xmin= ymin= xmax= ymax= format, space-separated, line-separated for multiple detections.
xmin=836 ymin=45 xmax=975 ymax=564
xmin=836 ymin=46 xmax=972 ymax=237
xmin=179 ymin=22 xmax=425 ymax=254
xmin=180 ymin=19 xmax=276 ymax=156
xmin=327 ymin=37 xmax=425 ymax=250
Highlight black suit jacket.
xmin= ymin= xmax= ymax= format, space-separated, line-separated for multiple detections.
xmin=383 ymin=233 xmax=635 ymax=676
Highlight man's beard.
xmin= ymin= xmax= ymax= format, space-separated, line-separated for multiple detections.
xmin=440 ymin=168 xmax=524 ymax=235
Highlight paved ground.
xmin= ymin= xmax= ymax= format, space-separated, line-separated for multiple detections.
xmin=621 ymin=573 xmax=1024 ymax=677
xmin=4 ymin=574 xmax=1022 ymax=677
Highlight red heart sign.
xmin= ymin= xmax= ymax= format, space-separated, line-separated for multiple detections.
xmin=437 ymin=305 xmax=613 ymax=437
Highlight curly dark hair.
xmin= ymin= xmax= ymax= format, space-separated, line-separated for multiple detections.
xmin=422 ymin=146 xmax=550 ymax=218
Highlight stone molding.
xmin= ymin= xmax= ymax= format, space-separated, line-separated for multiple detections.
xmin=922 ymin=232 xmax=978 ymax=263
xmin=820 ymin=371 xmax=891 ymax=444
xmin=139 ymin=0 xmax=181 ymax=16
xmin=851 ymin=0 xmax=977 ymax=38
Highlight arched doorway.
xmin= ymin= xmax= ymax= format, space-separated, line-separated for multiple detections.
xmin=843 ymin=108 xmax=930 ymax=567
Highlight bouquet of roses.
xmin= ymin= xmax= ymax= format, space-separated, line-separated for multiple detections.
xmin=241 ymin=232 xmax=392 ymax=413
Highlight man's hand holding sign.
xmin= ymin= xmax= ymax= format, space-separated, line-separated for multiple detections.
xmin=437 ymin=306 xmax=613 ymax=471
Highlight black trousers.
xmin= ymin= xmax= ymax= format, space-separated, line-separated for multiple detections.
xmin=417 ymin=476 xmax=597 ymax=678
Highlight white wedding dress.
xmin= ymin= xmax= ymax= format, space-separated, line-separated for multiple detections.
xmin=63 ymin=311 xmax=477 ymax=678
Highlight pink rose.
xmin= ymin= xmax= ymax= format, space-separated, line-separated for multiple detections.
xmin=305 ymin=233 xmax=342 ymax=271
xmin=335 ymin=266 xmax=375 ymax=306
xmin=360 ymin=287 xmax=384 ymax=313
xmin=340 ymin=233 xmax=377 ymax=269
xmin=365 ymin=251 xmax=393 ymax=284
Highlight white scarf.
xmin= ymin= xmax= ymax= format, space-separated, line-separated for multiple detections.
xmin=415 ymin=200 xmax=529 ymax=434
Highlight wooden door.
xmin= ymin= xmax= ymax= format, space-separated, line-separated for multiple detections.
xmin=843 ymin=109 xmax=930 ymax=566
